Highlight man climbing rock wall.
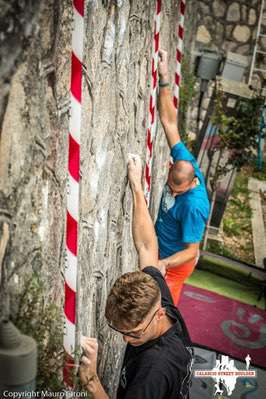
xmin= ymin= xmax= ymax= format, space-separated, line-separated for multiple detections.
xmin=0 ymin=0 xmax=187 ymax=394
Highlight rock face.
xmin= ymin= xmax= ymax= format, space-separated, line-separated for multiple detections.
xmin=196 ymin=0 xmax=259 ymax=53
xmin=212 ymin=0 xmax=226 ymax=18
xmin=227 ymin=3 xmax=241 ymax=22
xmin=233 ymin=25 xmax=251 ymax=42
xmin=0 ymin=0 xmax=182 ymax=394
xmin=192 ymin=0 xmax=263 ymax=133
xmin=196 ymin=25 xmax=212 ymax=44
xmin=0 ymin=0 xmax=264 ymax=395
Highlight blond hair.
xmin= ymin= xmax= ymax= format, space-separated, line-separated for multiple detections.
xmin=105 ymin=271 xmax=160 ymax=330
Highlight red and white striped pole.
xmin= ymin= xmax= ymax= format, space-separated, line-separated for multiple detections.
xmin=64 ymin=0 xmax=85 ymax=386
xmin=144 ymin=0 xmax=162 ymax=206
xmin=173 ymin=0 xmax=186 ymax=109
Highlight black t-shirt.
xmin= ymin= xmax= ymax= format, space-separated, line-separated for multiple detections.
xmin=116 ymin=267 xmax=193 ymax=399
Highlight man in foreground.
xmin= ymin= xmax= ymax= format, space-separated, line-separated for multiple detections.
xmin=79 ymin=155 xmax=193 ymax=398
xmin=155 ymin=50 xmax=210 ymax=305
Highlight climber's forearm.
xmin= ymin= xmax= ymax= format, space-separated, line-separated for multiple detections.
xmin=158 ymin=85 xmax=181 ymax=148
xmin=158 ymin=49 xmax=181 ymax=148
xmin=159 ymin=243 xmax=199 ymax=269
xmin=131 ymin=186 xmax=159 ymax=270
xmin=158 ymin=80 xmax=177 ymax=126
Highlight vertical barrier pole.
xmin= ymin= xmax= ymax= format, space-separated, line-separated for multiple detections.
xmin=173 ymin=0 xmax=186 ymax=109
xmin=144 ymin=0 xmax=162 ymax=206
xmin=64 ymin=0 xmax=85 ymax=386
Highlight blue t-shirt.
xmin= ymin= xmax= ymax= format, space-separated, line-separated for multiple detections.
xmin=155 ymin=142 xmax=210 ymax=259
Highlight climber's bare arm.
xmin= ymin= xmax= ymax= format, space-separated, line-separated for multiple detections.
xmin=158 ymin=49 xmax=181 ymax=149
xmin=158 ymin=243 xmax=199 ymax=269
xmin=127 ymin=156 xmax=165 ymax=275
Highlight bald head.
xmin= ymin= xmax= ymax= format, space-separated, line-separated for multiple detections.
xmin=170 ymin=160 xmax=195 ymax=185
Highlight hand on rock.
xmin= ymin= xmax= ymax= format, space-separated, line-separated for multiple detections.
xmin=79 ymin=337 xmax=98 ymax=388
xmin=158 ymin=49 xmax=169 ymax=82
xmin=127 ymin=154 xmax=143 ymax=192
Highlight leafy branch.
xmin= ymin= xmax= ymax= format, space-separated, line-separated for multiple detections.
xmin=203 ymin=81 xmax=264 ymax=248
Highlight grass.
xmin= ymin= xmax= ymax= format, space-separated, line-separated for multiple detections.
xmin=13 ymin=274 xmax=92 ymax=395
xmin=207 ymin=168 xmax=255 ymax=263
xmin=13 ymin=274 xmax=65 ymax=391
xmin=252 ymin=160 xmax=266 ymax=181
xmin=223 ymin=172 xmax=252 ymax=237
xmin=206 ymin=241 xmax=237 ymax=260
xmin=187 ymin=269 xmax=265 ymax=309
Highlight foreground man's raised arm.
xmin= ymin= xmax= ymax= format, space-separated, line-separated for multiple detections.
xmin=127 ymin=155 xmax=165 ymax=275
xmin=79 ymin=157 xmax=164 ymax=397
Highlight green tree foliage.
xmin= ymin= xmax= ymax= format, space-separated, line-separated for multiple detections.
xmin=203 ymin=83 xmax=264 ymax=249
xmin=211 ymin=83 xmax=264 ymax=175
xmin=13 ymin=274 xmax=64 ymax=391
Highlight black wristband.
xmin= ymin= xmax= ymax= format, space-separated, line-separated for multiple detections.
xmin=159 ymin=81 xmax=170 ymax=87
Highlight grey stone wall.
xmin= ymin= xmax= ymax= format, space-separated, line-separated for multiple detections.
xmin=0 ymin=0 xmax=181 ymax=393
xmin=0 ymin=0 xmax=264 ymax=394
xmin=196 ymin=0 xmax=262 ymax=59
xmin=190 ymin=0 xmax=265 ymax=132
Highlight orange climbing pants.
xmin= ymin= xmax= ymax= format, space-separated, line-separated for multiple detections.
xmin=165 ymin=258 xmax=198 ymax=306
